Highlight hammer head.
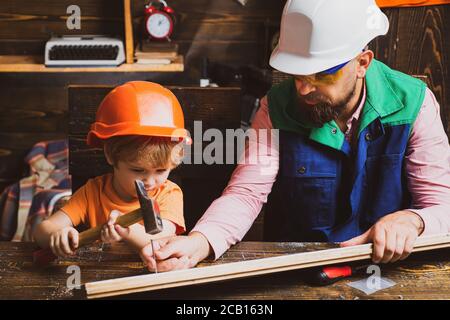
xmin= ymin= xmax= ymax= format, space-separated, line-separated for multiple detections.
xmin=134 ymin=180 xmax=163 ymax=235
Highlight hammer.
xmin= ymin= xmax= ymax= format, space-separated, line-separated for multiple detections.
xmin=33 ymin=180 xmax=163 ymax=267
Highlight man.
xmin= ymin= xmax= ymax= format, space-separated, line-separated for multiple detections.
xmin=140 ymin=0 xmax=450 ymax=271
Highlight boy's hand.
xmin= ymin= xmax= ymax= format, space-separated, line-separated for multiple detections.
xmin=101 ymin=210 xmax=128 ymax=243
xmin=139 ymin=232 xmax=212 ymax=272
xmin=49 ymin=226 xmax=79 ymax=257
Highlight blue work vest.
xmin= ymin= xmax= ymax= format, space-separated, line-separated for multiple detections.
xmin=265 ymin=60 xmax=426 ymax=242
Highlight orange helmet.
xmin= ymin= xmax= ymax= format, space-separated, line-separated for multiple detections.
xmin=87 ymin=81 xmax=191 ymax=147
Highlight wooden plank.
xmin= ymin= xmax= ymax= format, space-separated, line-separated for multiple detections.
xmin=0 ymin=85 xmax=66 ymax=110
xmin=0 ymin=241 xmax=336 ymax=300
xmin=85 ymin=233 xmax=450 ymax=299
xmin=0 ymin=55 xmax=183 ymax=72
xmin=0 ymin=241 xmax=448 ymax=299
xmin=123 ymin=0 xmax=134 ymax=64
xmin=0 ymin=108 xmax=67 ymax=133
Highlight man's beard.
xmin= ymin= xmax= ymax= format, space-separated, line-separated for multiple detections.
xmin=297 ymin=82 xmax=357 ymax=127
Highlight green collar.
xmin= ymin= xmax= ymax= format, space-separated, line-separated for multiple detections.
xmin=268 ymin=59 xmax=424 ymax=151
xmin=357 ymin=59 xmax=405 ymax=135
xmin=309 ymin=60 xmax=406 ymax=150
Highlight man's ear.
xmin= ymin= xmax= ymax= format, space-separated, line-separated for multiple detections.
xmin=104 ymin=145 xmax=114 ymax=166
xmin=356 ymin=50 xmax=374 ymax=78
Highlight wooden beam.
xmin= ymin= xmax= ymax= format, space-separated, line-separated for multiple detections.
xmin=123 ymin=0 xmax=134 ymax=64
xmin=85 ymin=233 xmax=450 ymax=299
xmin=0 ymin=55 xmax=184 ymax=72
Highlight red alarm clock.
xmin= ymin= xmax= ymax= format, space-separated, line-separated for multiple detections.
xmin=144 ymin=0 xmax=175 ymax=40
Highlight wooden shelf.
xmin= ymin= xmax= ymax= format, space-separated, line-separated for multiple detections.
xmin=0 ymin=1 xmax=183 ymax=74
xmin=0 ymin=55 xmax=184 ymax=73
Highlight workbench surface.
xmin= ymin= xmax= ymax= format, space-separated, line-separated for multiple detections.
xmin=0 ymin=241 xmax=448 ymax=300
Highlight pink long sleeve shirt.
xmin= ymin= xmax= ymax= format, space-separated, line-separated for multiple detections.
xmin=192 ymin=86 xmax=450 ymax=259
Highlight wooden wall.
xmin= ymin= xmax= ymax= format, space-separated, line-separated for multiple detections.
xmin=0 ymin=0 xmax=283 ymax=194
xmin=0 ymin=0 xmax=283 ymax=76
xmin=372 ymin=6 xmax=450 ymax=139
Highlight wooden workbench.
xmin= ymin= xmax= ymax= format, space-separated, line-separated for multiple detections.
xmin=0 ymin=241 xmax=448 ymax=300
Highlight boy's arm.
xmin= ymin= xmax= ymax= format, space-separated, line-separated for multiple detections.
xmin=33 ymin=210 xmax=74 ymax=249
xmin=117 ymin=218 xmax=177 ymax=251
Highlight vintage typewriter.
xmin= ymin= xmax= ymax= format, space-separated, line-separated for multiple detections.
xmin=45 ymin=36 xmax=125 ymax=67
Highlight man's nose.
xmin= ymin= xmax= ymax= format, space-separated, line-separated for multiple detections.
xmin=296 ymin=79 xmax=316 ymax=96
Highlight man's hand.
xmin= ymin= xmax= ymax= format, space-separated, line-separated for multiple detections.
xmin=340 ymin=210 xmax=424 ymax=263
xmin=139 ymin=232 xmax=212 ymax=272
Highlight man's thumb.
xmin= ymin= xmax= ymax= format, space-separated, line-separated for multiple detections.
xmin=155 ymin=239 xmax=180 ymax=260
xmin=114 ymin=224 xmax=130 ymax=238
xmin=340 ymin=229 xmax=371 ymax=247
xmin=140 ymin=245 xmax=154 ymax=259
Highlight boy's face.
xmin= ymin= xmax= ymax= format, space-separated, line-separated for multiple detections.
xmin=111 ymin=158 xmax=172 ymax=201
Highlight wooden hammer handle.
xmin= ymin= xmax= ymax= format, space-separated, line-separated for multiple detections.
xmin=78 ymin=208 xmax=142 ymax=246
xmin=33 ymin=208 xmax=143 ymax=267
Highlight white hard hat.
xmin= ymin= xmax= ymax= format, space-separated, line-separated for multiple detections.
xmin=270 ymin=0 xmax=389 ymax=75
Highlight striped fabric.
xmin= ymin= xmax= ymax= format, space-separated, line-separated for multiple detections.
xmin=0 ymin=140 xmax=71 ymax=242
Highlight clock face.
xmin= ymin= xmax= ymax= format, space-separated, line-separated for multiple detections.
xmin=146 ymin=12 xmax=173 ymax=39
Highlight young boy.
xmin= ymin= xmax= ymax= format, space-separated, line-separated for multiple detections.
xmin=34 ymin=81 xmax=190 ymax=268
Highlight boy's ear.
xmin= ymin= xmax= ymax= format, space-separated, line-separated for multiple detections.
xmin=103 ymin=145 xmax=114 ymax=166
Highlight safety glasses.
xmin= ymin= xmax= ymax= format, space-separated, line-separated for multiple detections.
xmin=294 ymin=49 xmax=368 ymax=86
xmin=294 ymin=69 xmax=345 ymax=86
xmin=294 ymin=60 xmax=350 ymax=86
